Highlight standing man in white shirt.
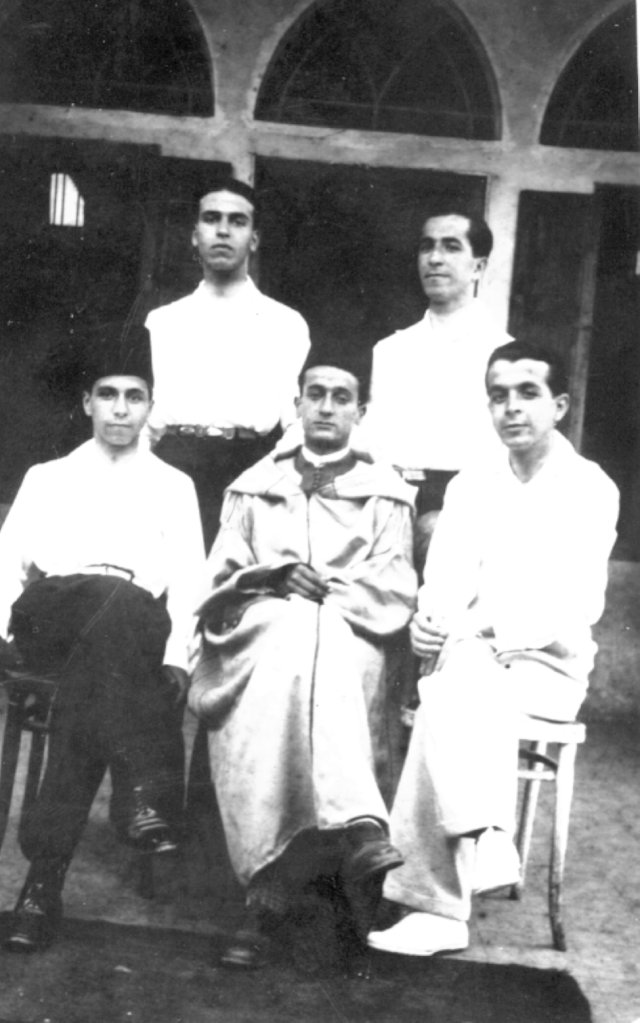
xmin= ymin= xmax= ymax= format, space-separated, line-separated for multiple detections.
xmin=145 ymin=178 xmax=311 ymax=551
xmin=365 ymin=206 xmax=510 ymax=561
xmin=367 ymin=340 xmax=619 ymax=958
xmin=0 ymin=325 xmax=205 ymax=953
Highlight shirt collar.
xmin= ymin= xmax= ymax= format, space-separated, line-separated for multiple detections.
xmin=301 ymin=444 xmax=352 ymax=467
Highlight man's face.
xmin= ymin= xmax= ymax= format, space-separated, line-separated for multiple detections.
xmin=296 ymin=366 xmax=363 ymax=454
xmin=486 ymin=358 xmax=569 ymax=455
xmin=417 ymin=214 xmax=486 ymax=312
xmin=83 ymin=375 xmax=152 ymax=453
xmin=192 ymin=190 xmax=258 ymax=278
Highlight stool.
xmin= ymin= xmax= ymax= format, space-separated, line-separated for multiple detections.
xmin=0 ymin=668 xmax=158 ymax=897
xmin=511 ymin=716 xmax=586 ymax=952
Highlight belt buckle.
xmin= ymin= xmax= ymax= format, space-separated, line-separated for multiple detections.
xmin=221 ymin=427 xmax=236 ymax=440
xmin=193 ymin=425 xmax=208 ymax=439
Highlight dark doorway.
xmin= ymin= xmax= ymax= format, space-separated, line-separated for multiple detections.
xmin=255 ymin=157 xmax=486 ymax=359
xmin=508 ymin=186 xmax=640 ymax=560
xmin=582 ymin=186 xmax=640 ymax=559
xmin=0 ymin=137 xmax=227 ymax=501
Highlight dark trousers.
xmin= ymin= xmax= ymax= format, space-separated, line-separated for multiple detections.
xmin=155 ymin=429 xmax=280 ymax=551
xmin=10 ymin=575 xmax=184 ymax=861
xmin=409 ymin=469 xmax=458 ymax=517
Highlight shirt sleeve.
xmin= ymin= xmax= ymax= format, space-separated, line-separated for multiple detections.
xmin=162 ymin=474 xmax=207 ymax=670
xmin=0 ymin=468 xmax=41 ymax=640
xmin=418 ymin=474 xmax=483 ymax=631
xmin=491 ymin=469 xmax=619 ymax=654
xmin=278 ymin=312 xmax=311 ymax=429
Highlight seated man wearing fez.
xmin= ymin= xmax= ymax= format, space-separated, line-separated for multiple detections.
xmin=0 ymin=325 xmax=205 ymax=952
xmin=368 ymin=340 xmax=619 ymax=957
xmin=189 ymin=351 xmax=418 ymax=968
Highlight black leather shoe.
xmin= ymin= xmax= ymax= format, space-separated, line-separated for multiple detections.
xmin=220 ymin=928 xmax=271 ymax=969
xmin=341 ymin=821 xmax=404 ymax=883
xmin=220 ymin=907 xmax=283 ymax=969
xmin=5 ymin=862 xmax=67 ymax=953
xmin=126 ymin=788 xmax=178 ymax=854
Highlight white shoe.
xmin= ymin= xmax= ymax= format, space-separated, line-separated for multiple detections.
xmin=367 ymin=912 xmax=469 ymax=956
xmin=472 ymin=827 xmax=521 ymax=894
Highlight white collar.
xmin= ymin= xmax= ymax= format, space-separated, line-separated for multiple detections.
xmin=301 ymin=445 xmax=352 ymax=467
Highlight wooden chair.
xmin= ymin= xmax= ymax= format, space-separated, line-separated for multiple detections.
xmin=399 ymin=705 xmax=585 ymax=951
xmin=511 ymin=716 xmax=586 ymax=952
xmin=0 ymin=668 xmax=158 ymax=897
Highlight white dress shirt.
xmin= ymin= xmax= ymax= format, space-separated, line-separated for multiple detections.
xmin=419 ymin=432 xmax=619 ymax=682
xmin=0 ymin=440 xmax=205 ymax=669
xmin=364 ymin=302 xmax=510 ymax=471
xmin=145 ymin=278 xmax=310 ymax=434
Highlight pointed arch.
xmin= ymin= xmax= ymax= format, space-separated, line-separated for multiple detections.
xmin=255 ymin=0 xmax=501 ymax=140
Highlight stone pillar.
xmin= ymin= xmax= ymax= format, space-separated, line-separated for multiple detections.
xmin=483 ymin=175 xmax=522 ymax=329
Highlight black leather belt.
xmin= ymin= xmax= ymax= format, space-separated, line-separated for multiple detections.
xmin=165 ymin=425 xmax=260 ymax=440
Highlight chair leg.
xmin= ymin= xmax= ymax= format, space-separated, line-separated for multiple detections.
xmin=0 ymin=697 xmax=25 ymax=850
xmin=511 ymin=741 xmax=546 ymax=900
xmin=549 ymin=740 xmax=578 ymax=952
xmin=23 ymin=731 xmax=47 ymax=813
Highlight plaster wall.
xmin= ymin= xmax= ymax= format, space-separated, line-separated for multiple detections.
xmin=590 ymin=560 xmax=640 ymax=720
xmin=0 ymin=0 xmax=637 ymax=320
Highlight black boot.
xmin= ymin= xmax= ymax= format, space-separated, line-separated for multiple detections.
xmin=340 ymin=820 xmax=404 ymax=953
xmin=126 ymin=785 xmax=178 ymax=855
xmin=341 ymin=819 xmax=403 ymax=884
xmin=5 ymin=856 xmax=69 ymax=953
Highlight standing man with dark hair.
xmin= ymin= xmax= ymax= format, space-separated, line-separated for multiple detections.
xmin=365 ymin=206 xmax=510 ymax=559
xmin=0 ymin=326 xmax=205 ymax=952
xmin=367 ymin=340 xmax=618 ymax=958
xmin=145 ymin=178 xmax=311 ymax=551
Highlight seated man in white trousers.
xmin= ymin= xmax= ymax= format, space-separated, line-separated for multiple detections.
xmin=368 ymin=339 xmax=619 ymax=957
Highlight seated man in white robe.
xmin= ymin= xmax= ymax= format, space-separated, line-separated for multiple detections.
xmin=189 ymin=351 xmax=418 ymax=969
xmin=368 ymin=339 xmax=619 ymax=957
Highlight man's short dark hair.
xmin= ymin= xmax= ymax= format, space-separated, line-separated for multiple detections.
xmin=193 ymin=178 xmax=259 ymax=226
xmin=421 ymin=204 xmax=493 ymax=259
xmin=486 ymin=340 xmax=569 ymax=397
xmin=298 ymin=356 xmax=370 ymax=405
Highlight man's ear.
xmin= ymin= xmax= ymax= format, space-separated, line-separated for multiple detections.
xmin=294 ymin=394 xmax=302 ymax=417
xmin=473 ymin=256 xmax=487 ymax=280
xmin=357 ymin=403 xmax=367 ymax=420
xmin=82 ymin=391 xmax=92 ymax=417
xmin=249 ymin=229 xmax=260 ymax=255
xmin=554 ymin=393 xmax=570 ymax=424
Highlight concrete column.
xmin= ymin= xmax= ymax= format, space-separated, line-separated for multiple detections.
xmin=483 ymin=175 xmax=522 ymax=329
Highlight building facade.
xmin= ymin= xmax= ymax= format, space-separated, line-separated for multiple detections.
xmin=0 ymin=0 xmax=638 ymax=549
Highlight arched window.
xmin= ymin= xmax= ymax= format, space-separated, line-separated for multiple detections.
xmin=0 ymin=0 xmax=213 ymax=116
xmin=256 ymin=0 xmax=500 ymax=140
xmin=541 ymin=5 xmax=638 ymax=151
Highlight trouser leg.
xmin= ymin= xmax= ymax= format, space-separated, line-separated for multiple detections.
xmin=155 ymin=429 xmax=281 ymax=552
xmin=19 ymin=727 xmax=107 ymax=861
xmin=385 ymin=639 xmax=519 ymax=921
xmin=10 ymin=575 xmax=178 ymax=853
